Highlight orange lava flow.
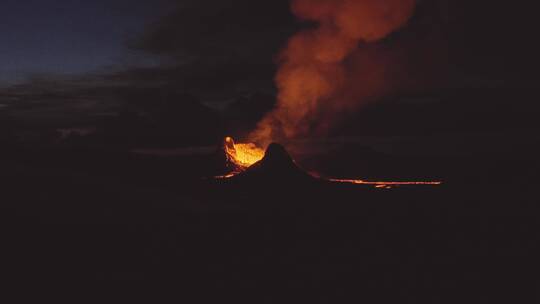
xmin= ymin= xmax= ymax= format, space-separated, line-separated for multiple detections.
xmin=218 ymin=137 xmax=442 ymax=188
xmin=328 ymin=178 xmax=442 ymax=185
xmin=224 ymin=137 xmax=265 ymax=168
xmin=214 ymin=173 xmax=237 ymax=180
xmin=328 ymin=178 xmax=442 ymax=188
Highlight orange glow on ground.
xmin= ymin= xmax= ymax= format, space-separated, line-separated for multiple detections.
xmin=328 ymin=178 xmax=442 ymax=189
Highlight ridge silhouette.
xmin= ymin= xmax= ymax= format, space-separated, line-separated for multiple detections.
xmin=228 ymin=143 xmax=316 ymax=184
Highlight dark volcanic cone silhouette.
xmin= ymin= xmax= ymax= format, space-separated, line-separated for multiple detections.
xmin=249 ymin=143 xmax=296 ymax=171
xmin=228 ymin=143 xmax=316 ymax=184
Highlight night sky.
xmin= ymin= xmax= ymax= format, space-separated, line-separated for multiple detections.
xmin=2 ymin=0 xmax=539 ymax=88
xmin=0 ymin=0 xmax=172 ymax=85
xmin=1 ymin=0 xmax=539 ymax=144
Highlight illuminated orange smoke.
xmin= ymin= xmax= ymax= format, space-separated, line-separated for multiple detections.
xmin=249 ymin=0 xmax=417 ymax=145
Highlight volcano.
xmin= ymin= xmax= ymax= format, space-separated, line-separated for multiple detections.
xmin=217 ymin=137 xmax=441 ymax=188
xmin=224 ymin=142 xmax=316 ymax=184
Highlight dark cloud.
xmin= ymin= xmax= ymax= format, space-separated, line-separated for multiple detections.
xmin=129 ymin=0 xmax=540 ymax=103
xmin=135 ymin=0 xmax=296 ymax=60
xmin=9 ymin=0 xmax=537 ymax=103
xmin=127 ymin=0 xmax=299 ymax=100
xmin=432 ymin=0 xmax=540 ymax=84
xmin=4 ymin=0 xmax=540 ymax=118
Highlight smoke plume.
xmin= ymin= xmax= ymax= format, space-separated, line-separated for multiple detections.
xmin=249 ymin=0 xmax=417 ymax=145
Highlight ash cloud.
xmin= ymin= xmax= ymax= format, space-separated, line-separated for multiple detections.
xmin=244 ymin=0 xmax=540 ymax=145
xmin=249 ymin=0 xmax=420 ymax=145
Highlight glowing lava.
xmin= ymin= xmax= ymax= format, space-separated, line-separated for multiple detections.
xmin=224 ymin=137 xmax=265 ymax=169
xmin=219 ymin=137 xmax=442 ymax=188
xmin=327 ymin=178 xmax=442 ymax=188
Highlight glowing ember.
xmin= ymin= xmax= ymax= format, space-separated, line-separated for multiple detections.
xmin=224 ymin=137 xmax=265 ymax=168
xmin=214 ymin=172 xmax=237 ymax=180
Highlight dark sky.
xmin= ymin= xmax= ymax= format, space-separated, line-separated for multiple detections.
xmin=1 ymin=0 xmax=539 ymax=147
xmin=2 ymin=0 xmax=539 ymax=91
xmin=0 ymin=0 xmax=173 ymax=85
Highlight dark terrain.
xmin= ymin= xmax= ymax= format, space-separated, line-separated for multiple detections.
xmin=0 ymin=135 xmax=537 ymax=303
xmin=1 ymin=0 xmax=539 ymax=301
xmin=0 ymin=86 xmax=538 ymax=302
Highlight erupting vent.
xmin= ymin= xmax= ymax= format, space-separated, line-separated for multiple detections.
xmin=219 ymin=137 xmax=441 ymax=188
xmin=224 ymin=137 xmax=264 ymax=168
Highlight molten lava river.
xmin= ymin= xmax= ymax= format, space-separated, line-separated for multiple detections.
xmin=219 ymin=137 xmax=441 ymax=188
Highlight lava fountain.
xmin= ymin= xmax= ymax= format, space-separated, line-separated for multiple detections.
xmin=224 ymin=137 xmax=265 ymax=169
